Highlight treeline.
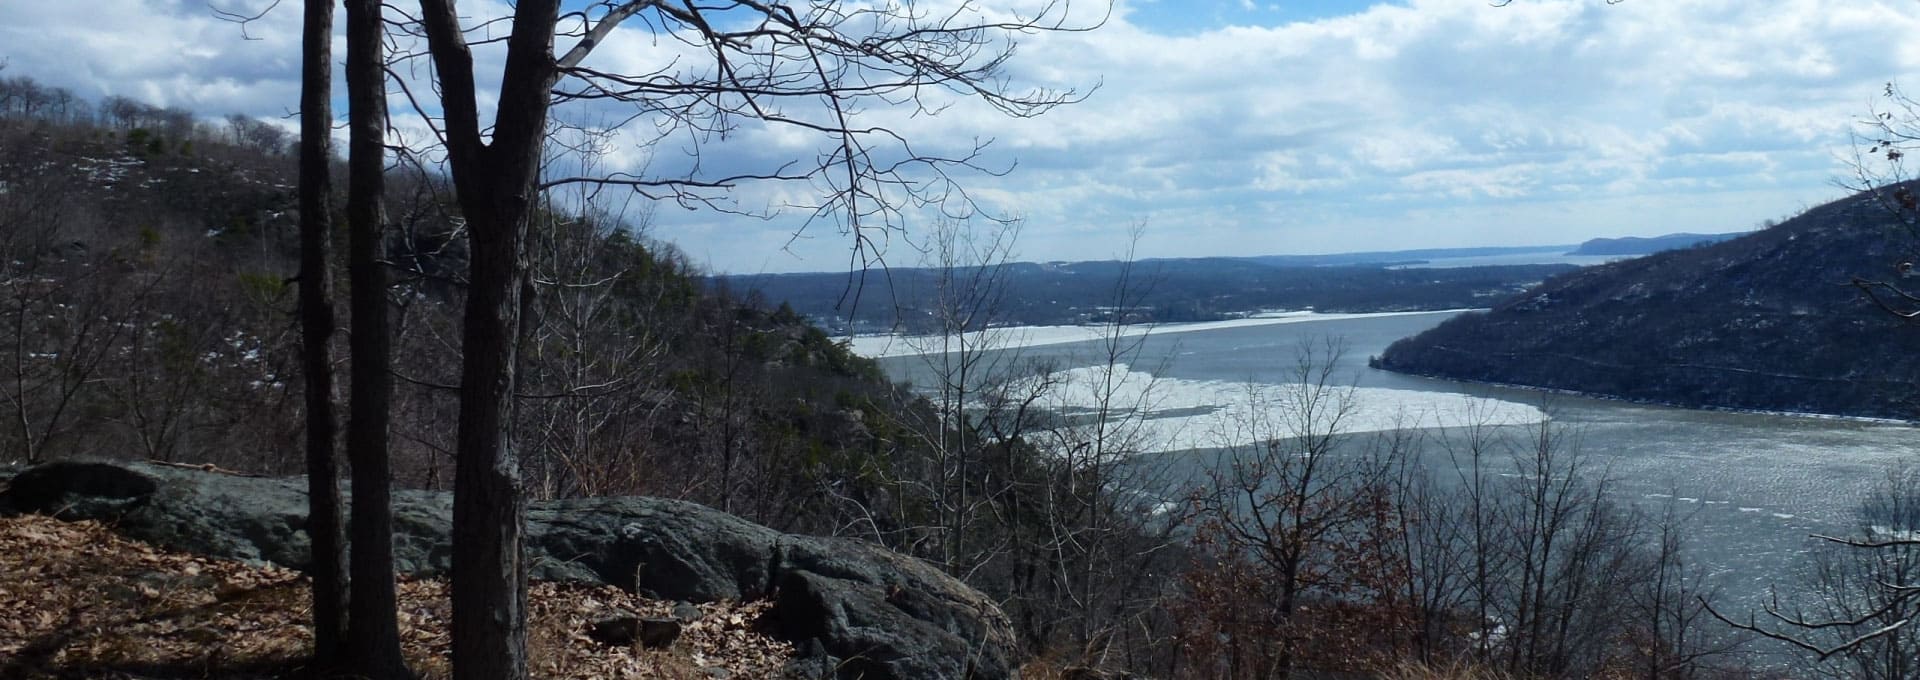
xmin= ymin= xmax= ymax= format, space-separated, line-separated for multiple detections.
xmin=720 ymin=255 xmax=1575 ymax=333
xmin=0 ymin=71 xmax=913 ymax=520
xmin=1178 ymin=392 xmax=1734 ymax=678
xmin=0 ymin=72 xmax=294 ymax=157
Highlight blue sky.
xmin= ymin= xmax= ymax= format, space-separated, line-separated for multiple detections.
xmin=1126 ymin=0 xmax=1382 ymax=32
xmin=2 ymin=1 xmax=1916 ymax=274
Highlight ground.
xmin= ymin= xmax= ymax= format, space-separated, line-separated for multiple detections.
xmin=0 ymin=514 xmax=795 ymax=679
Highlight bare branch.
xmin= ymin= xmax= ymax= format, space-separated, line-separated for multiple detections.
xmin=209 ymin=0 xmax=284 ymax=40
xmin=557 ymin=1 xmax=663 ymax=68
xmin=1704 ymin=595 xmax=1916 ymax=661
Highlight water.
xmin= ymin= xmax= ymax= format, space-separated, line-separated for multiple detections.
xmin=868 ymin=310 xmax=1920 ymax=613
xmin=1386 ymin=251 xmax=1628 ymax=269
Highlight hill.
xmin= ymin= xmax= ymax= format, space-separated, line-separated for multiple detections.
xmin=0 ymin=93 xmax=904 ymax=523
xmin=722 ymin=257 xmax=1574 ymax=333
xmin=1238 ymin=244 xmax=1570 ymax=267
xmin=725 ymin=237 xmax=1763 ymax=335
xmin=1565 ymin=231 xmax=1747 ymax=256
xmin=1375 ymin=190 xmax=1920 ymax=419
xmin=0 ymin=74 xmax=1196 ymax=675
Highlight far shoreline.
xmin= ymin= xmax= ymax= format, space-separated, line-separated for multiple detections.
xmin=1374 ymin=364 xmax=1920 ymax=427
xmin=844 ymin=308 xmax=1481 ymax=359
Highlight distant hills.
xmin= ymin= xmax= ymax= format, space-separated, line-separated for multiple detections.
xmin=1566 ymin=232 xmax=1746 ymax=256
xmin=721 ymin=231 xmax=1754 ymax=333
xmin=1375 ymin=193 xmax=1920 ymax=420
xmin=721 ymin=258 xmax=1573 ymax=333
xmin=1237 ymin=232 xmax=1747 ymax=268
xmin=1235 ymin=245 xmax=1568 ymax=268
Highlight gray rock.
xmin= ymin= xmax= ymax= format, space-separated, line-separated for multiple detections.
xmin=774 ymin=538 xmax=1019 ymax=680
xmin=586 ymin=614 xmax=681 ymax=649
xmin=524 ymin=496 xmax=785 ymax=602
xmin=1 ymin=462 xmax=312 ymax=567
xmin=637 ymin=617 xmax=684 ymax=649
xmin=588 ymin=614 xmax=643 ymax=647
xmin=0 ymin=461 xmax=1020 ymax=680
xmin=784 ymin=638 xmax=842 ymax=680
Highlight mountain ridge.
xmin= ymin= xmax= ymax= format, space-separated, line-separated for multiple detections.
xmin=1565 ymin=231 xmax=1747 ymax=256
xmin=1375 ymin=190 xmax=1920 ymax=420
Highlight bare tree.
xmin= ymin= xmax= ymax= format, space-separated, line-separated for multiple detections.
xmin=1844 ymin=83 xmax=1920 ymax=320
xmin=519 ymin=123 xmax=669 ymax=500
xmin=290 ymin=0 xmax=346 ymax=663
xmin=1184 ymin=339 xmax=1405 ymax=678
xmin=396 ymin=3 xmax=1099 ymax=677
xmin=0 ymin=131 xmax=83 ymax=462
xmin=1031 ymin=250 xmax=1188 ymax=673
xmin=343 ymin=0 xmax=410 ymax=676
xmin=0 ymin=135 xmax=152 ymax=463
xmin=899 ymin=218 xmax=1025 ymax=572
xmin=1713 ymin=463 xmax=1920 ymax=678
xmin=226 ymin=114 xmax=291 ymax=155
xmin=1629 ymin=493 xmax=1744 ymax=679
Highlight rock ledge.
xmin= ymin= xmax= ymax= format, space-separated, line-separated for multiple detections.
xmin=0 ymin=461 xmax=1017 ymax=680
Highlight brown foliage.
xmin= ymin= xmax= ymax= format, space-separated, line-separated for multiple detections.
xmin=1175 ymin=486 xmax=1421 ymax=678
xmin=0 ymin=514 xmax=794 ymax=679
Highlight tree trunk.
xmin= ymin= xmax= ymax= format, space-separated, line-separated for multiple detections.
xmin=415 ymin=1 xmax=561 ymax=678
xmin=296 ymin=0 xmax=345 ymax=664
xmin=344 ymin=0 xmax=408 ymax=676
xmin=452 ymin=203 xmax=532 ymax=680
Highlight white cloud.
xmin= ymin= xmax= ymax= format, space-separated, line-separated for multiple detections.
xmin=0 ymin=0 xmax=1915 ymax=272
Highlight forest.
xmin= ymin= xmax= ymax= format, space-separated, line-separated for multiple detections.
xmin=1375 ymin=191 xmax=1920 ymax=421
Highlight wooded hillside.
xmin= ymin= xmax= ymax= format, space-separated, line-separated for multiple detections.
xmin=1378 ymin=190 xmax=1920 ymax=419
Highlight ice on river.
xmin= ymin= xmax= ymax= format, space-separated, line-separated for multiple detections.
xmin=845 ymin=310 xmax=1479 ymax=359
xmin=1010 ymin=362 xmax=1546 ymax=453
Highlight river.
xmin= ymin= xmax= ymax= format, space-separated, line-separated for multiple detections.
xmin=860 ymin=310 xmax=1920 ymax=615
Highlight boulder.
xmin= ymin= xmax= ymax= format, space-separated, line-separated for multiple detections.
xmin=775 ymin=537 xmax=1018 ymax=680
xmin=0 ymin=461 xmax=1018 ymax=680
xmin=586 ymin=614 xmax=682 ymax=649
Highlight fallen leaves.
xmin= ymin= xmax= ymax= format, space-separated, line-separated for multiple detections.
xmin=0 ymin=514 xmax=795 ymax=678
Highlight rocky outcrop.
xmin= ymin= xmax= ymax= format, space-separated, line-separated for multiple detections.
xmin=0 ymin=461 xmax=1018 ymax=680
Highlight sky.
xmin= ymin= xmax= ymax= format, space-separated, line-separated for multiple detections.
xmin=2 ymin=0 xmax=1917 ymax=274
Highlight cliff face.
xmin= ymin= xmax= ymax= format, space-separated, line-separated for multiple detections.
xmin=1376 ymin=190 xmax=1920 ymax=419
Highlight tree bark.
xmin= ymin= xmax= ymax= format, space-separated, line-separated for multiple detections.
xmin=451 ymin=203 xmax=533 ymax=680
xmin=344 ymin=0 xmax=409 ymax=677
xmin=297 ymin=0 xmax=345 ymax=665
xmin=415 ymin=2 xmax=562 ymax=678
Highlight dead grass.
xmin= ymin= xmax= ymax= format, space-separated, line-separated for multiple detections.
xmin=1373 ymin=659 xmax=1520 ymax=680
xmin=0 ymin=513 xmax=795 ymax=679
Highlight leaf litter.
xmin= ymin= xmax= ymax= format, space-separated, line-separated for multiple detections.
xmin=0 ymin=514 xmax=795 ymax=678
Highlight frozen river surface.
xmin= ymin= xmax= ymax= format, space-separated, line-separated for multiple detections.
xmin=859 ymin=310 xmax=1920 ymax=612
